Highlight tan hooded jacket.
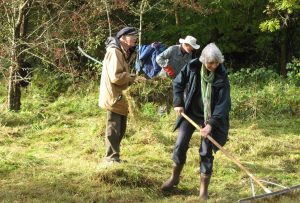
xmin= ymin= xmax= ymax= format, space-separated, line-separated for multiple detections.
xmin=99 ymin=38 xmax=134 ymax=116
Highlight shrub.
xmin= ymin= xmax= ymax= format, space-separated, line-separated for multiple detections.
xmin=286 ymin=58 xmax=300 ymax=86
xmin=30 ymin=68 xmax=74 ymax=101
xmin=229 ymin=68 xmax=300 ymax=120
xmin=126 ymin=69 xmax=299 ymax=121
xmin=127 ymin=77 xmax=173 ymax=107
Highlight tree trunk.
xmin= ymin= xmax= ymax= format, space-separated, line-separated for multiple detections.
xmin=174 ymin=1 xmax=181 ymax=26
xmin=7 ymin=0 xmax=30 ymax=111
xmin=7 ymin=65 xmax=21 ymax=111
xmin=139 ymin=0 xmax=147 ymax=48
xmin=279 ymin=28 xmax=288 ymax=76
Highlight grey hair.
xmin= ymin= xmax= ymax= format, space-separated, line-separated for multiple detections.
xmin=199 ymin=43 xmax=224 ymax=64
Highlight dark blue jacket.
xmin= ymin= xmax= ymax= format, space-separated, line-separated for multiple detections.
xmin=173 ymin=58 xmax=231 ymax=150
xmin=137 ymin=43 xmax=166 ymax=78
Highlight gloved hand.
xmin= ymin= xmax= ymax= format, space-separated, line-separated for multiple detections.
xmin=164 ymin=64 xmax=175 ymax=78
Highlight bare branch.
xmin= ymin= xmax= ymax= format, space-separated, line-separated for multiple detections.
xmin=103 ymin=0 xmax=112 ymax=37
xmin=24 ymin=49 xmax=59 ymax=69
xmin=145 ymin=0 xmax=165 ymax=13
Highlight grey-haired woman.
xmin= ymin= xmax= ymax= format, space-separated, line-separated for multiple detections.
xmin=161 ymin=43 xmax=231 ymax=200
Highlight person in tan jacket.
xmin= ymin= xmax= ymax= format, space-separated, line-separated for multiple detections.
xmin=99 ymin=27 xmax=138 ymax=165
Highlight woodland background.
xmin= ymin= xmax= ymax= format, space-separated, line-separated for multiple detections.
xmin=0 ymin=1 xmax=299 ymax=202
xmin=0 ymin=0 xmax=300 ymax=110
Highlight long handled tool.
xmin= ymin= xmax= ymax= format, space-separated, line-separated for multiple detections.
xmin=181 ymin=112 xmax=272 ymax=194
xmin=78 ymin=46 xmax=103 ymax=65
xmin=181 ymin=113 xmax=300 ymax=201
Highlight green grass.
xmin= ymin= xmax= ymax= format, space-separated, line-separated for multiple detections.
xmin=0 ymin=83 xmax=299 ymax=203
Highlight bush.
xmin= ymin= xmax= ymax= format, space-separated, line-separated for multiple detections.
xmin=126 ymin=69 xmax=299 ymax=121
xmin=30 ymin=68 xmax=74 ymax=101
xmin=286 ymin=58 xmax=300 ymax=86
xmin=229 ymin=68 xmax=300 ymax=120
xmin=127 ymin=77 xmax=173 ymax=107
xmin=229 ymin=67 xmax=281 ymax=88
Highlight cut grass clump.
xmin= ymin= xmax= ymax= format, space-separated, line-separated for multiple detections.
xmin=97 ymin=166 xmax=160 ymax=188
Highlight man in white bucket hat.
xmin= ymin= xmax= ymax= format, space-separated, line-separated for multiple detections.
xmin=156 ymin=35 xmax=200 ymax=116
xmin=179 ymin=35 xmax=200 ymax=50
xmin=156 ymin=35 xmax=200 ymax=78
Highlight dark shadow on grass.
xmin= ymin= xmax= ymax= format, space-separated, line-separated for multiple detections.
xmin=160 ymin=186 xmax=199 ymax=197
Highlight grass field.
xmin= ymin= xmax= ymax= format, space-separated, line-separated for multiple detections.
xmin=0 ymin=83 xmax=299 ymax=203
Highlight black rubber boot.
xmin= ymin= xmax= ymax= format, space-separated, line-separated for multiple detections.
xmin=160 ymin=164 xmax=184 ymax=191
xmin=199 ymin=173 xmax=211 ymax=200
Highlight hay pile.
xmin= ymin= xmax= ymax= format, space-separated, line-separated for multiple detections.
xmin=125 ymin=76 xmax=173 ymax=116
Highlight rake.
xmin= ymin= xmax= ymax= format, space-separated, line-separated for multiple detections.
xmin=181 ymin=112 xmax=300 ymax=202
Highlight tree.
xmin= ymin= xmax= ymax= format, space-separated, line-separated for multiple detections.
xmin=1 ymin=0 xmax=33 ymax=111
xmin=260 ymin=0 xmax=300 ymax=75
xmin=0 ymin=0 xmax=110 ymax=110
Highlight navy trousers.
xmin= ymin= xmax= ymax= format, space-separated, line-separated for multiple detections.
xmin=172 ymin=118 xmax=214 ymax=174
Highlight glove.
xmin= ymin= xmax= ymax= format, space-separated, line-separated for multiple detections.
xmin=164 ymin=64 xmax=175 ymax=78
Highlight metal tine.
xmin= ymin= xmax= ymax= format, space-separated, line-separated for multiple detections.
xmin=259 ymin=179 xmax=288 ymax=189
xmin=250 ymin=177 xmax=256 ymax=197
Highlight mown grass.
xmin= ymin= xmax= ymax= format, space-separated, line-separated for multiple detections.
xmin=0 ymin=81 xmax=299 ymax=203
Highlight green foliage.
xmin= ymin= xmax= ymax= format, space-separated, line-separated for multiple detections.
xmin=130 ymin=68 xmax=300 ymax=121
xmin=229 ymin=67 xmax=281 ymax=87
xmin=229 ymin=68 xmax=300 ymax=120
xmin=259 ymin=19 xmax=281 ymax=32
xmin=140 ymin=102 xmax=158 ymax=117
xmin=260 ymin=0 xmax=300 ymax=32
xmin=1 ymin=0 xmax=300 ymax=81
xmin=286 ymin=58 xmax=300 ymax=85
xmin=127 ymin=77 xmax=173 ymax=106
xmin=30 ymin=68 xmax=74 ymax=101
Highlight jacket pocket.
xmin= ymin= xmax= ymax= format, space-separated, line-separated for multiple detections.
xmin=112 ymin=94 xmax=123 ymax=106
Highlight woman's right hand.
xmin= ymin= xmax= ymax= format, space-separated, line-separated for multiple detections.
xmin=174 ymin=107 xmax=184 ymax=116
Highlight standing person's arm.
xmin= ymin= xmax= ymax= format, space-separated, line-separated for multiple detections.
xmin=107 ymin=49 xmax=135 ymax=87
xmin=156 ymin=46 xmax=175 ymax=78
xmin=173 ymin=64 xmax=189 ymax=115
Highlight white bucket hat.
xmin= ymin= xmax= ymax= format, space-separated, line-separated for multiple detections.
xmin=179 ymin=35 xmax=200 ymax=49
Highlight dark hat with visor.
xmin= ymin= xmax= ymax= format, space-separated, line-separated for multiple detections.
xmin=116 ymin=27 xmax=138 ymax=39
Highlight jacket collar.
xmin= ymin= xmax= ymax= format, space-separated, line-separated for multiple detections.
xmin=188 ymin=58 xmax=201 ymax=72
xmin=176 ymin=44 xmax=188 ymax=56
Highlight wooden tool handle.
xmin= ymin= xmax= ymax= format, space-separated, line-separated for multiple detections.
xmin=181 ymin=112 xmax=272 ymax=193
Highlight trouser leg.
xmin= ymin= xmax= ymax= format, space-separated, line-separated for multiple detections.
xmin=199 ymin=138 xmax=214 ymax=174
xmin=119 ymin=114 xmax=127 ymax=142
xmin=199 ymin=138 xmax=214 ymax=199
xmin=172 ymin=119 xmax=195 ymax=165
xmin=105 ymin=111 xmax=127 ymax=161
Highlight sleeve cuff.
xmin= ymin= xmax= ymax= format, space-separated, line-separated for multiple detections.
xmin=207 ymin=118 xmax=218 ymax=129
xmin=173 ymin=99 xmax=184 ymax=107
